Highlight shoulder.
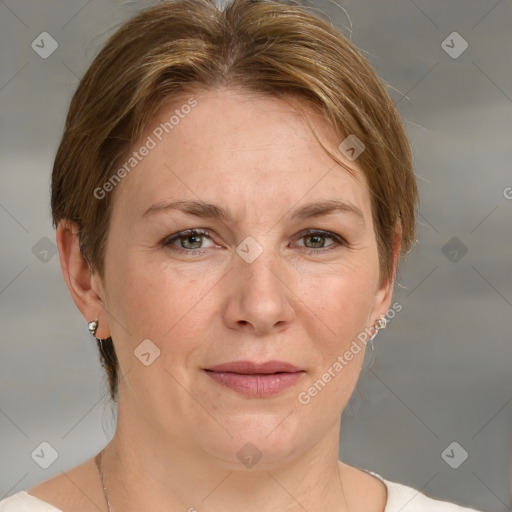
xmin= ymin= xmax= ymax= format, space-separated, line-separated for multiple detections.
xmin=0 ymin=491 xmax=63 ymax=511
xmin=366 ymin=471 xmax=485 ymax=512
xmin=0 ymin=456 xmax=102 ymax=512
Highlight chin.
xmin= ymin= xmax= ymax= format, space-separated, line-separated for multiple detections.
xmin=197 ymin=413 xmax=307 ymax=470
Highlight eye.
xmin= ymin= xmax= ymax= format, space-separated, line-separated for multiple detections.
xmin=164 ymin=229 xmax=215 ymax=254
xmin=162 ymin=228 xmax=346 ymax=256
xmin=294 ymin=229 xmax=345 ymax=254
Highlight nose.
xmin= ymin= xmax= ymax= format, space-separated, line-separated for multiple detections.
xmin=222 ymin=247 xmax=295 ymax=336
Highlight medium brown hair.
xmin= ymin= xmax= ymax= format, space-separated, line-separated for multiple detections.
xmin=51 ymin=0 xmax=418 ymax=401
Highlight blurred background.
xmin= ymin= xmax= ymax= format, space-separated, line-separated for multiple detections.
xmin=0 ymin=0 xmax=511 ymax=510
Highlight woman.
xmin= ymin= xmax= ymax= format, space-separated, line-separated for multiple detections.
xmin=0 ymin=0 xmax=484 ymax=511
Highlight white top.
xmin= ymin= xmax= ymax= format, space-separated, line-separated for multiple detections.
xmin=0 ymin=470 xmax=484 ymax=511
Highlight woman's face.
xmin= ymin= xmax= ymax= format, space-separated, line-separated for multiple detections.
xmin=97 ymin=87 xmax=394 ymax=467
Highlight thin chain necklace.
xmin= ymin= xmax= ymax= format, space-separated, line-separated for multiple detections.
xmin=95 ymin=450 xmax=350 ymax=512
xmin=95 ymin=451 xmax=113 ymax=512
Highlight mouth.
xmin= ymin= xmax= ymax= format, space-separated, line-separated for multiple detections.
xmin=203 ymin=360 xmax=305 ymax=398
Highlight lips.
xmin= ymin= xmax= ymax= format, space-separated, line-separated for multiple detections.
xmin=205 ymin=360 xmax=302 ymax=374
xmin=204 ymin=360 xmax=305 ymax=398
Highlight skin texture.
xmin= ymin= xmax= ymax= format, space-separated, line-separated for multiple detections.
xmin=31 ymin=87 xmax=396 ymax=512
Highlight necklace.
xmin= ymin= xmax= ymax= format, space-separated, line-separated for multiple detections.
xmin=95 ymin=450 xmax=350 ymax=512
xmin=95 ymin=451 xmax=113 ymax=512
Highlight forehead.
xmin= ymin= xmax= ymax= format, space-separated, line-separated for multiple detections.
xmin=110 ymin=87 xmax=372 ymax=224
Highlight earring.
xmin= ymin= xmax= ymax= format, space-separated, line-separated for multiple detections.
xmin=88 ymin=320 xmax=99 ymax=338
xmin=375 ymin=317 xmax=387 ymax=332
xmin=369 ymin=316 xmax=387 ymax=343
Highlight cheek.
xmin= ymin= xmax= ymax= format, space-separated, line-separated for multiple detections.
xmin=292 ymin=267 xmax=378 ymax=416
xmin=104 ymin=246 xmax=218 ymax=355
xmin=297 ymin=258 xmax=379 ymax=347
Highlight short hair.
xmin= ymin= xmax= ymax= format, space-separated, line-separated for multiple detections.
xmin=51 ymin=0 xmax=418 ymax=401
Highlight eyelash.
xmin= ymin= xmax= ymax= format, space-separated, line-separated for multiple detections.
xmin=162 ymin=228 xmax=347 ymax=256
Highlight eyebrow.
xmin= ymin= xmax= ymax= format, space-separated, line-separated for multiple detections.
xmin=142 ymin=199 xmax=365 ymax=224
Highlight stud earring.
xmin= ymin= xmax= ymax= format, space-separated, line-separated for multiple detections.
xmin=88 ymin=320 xmax=99 ymax=338
xmin=369 ymin=316 xmax=387 ymax=343
xmin=374 ymin=317 xmax=387 ymax=332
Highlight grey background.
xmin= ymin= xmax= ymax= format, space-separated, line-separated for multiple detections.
xmin=1 ymin=0 xmax=511 ymax=510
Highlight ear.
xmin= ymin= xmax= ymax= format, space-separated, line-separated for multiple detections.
xmin=56 ymin=220 xmax=111 ymax=340
xmin=369 ymin=225 xmax=402 ymax=326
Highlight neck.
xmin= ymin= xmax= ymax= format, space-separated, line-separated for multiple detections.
xmin=100 ymin=397 xmax=352 ymax=512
